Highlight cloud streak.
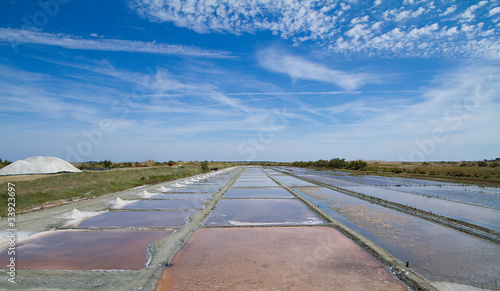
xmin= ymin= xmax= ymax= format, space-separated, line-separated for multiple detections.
xmin=0 ymin=28 xmax=233 ymax=58
xmin=258 ymin=47 xmax=378 ymax=90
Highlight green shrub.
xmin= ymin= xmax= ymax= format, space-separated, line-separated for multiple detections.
xmin=201 ymin=161 xmax=209 ymax=172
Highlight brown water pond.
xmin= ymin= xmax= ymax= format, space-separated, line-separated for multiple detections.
xmin=155 ymin=227 xmax=407 ymax=290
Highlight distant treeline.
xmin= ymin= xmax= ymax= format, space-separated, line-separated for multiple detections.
xmin=77 ymin=160 xmax=215 ymax=173
xmin=76 ymin=160 xmax=177 ymax=170
xmin=292 ymin=158 xmax=368 ymax=170
xmin=0 ymin=158 xmax=12 ymax=169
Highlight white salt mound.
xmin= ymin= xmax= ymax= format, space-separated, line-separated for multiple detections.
xmin=159 ymin=186 xmax=171 ymax=193
xmin=60 ymin=208 xmax=102 ymax=226
xmin=67 ymin=208 xmax=83 ymax=219
xmin=112 ymin=197 xmax=125 ymax=205
xmin=138 ymin=190 xmax=153 ymax=198
xmin=110 ymin=197 xmax=136 ymax=209
xmin=0 ymin=156 xmax=81 ymax=175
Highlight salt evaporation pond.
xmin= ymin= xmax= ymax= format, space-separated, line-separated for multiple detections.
xmin=0 ymin=230 xmax=173 ymax=270
xmin=121 ymin=199 xmax=208 ymax=210
xmin=77 ymin=210 xmax=197 ymax=228
xmin=175 ymin=184 xmax=221 ymax=188
xmin=205 ymin=198 xmax=324 ymax=226
xmin=232 ymin=181 xmax=279 ymax=187
xmin=150 ymin=193 xmax=214 ymax=200
xmin=235 ymin=177 xmax=274 ymax=182
xmin=155 ymin=227 xmax=407 ymax=291
xmin=162 ymin=188 xmax=218 ymax=193
xmin=224 ymin=187 xmax=294 ymax=198
xmin=341 ymin=186 xmax=500 ymax=231
xmin=270 ymin=175 xmax=317 ymax=186
xmin=386 ymin=185 xmax=500 ymax=209
xmin=303 ymin=175 xmax=361 ymax=186
xmin=364 ymin=175 xmax=455 ymax=186
xmin=327 ymin=175 xmax=411 ymax=187
xmin=294 ymin=187 xmax=500 ymax=289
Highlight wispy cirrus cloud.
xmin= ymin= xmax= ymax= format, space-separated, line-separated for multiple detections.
xmin=257 ymin=47 xmax=378 ymax=90
xmin=0 ymin=28 xmax=233 ymax=58
xmin=129 ymin=0 xmax=500 ymax=60
xmin=285 ymin=65 xmax=500 ymax=161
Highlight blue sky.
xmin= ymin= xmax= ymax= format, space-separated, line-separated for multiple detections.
xmin=0 ymin=0 xmax=499 ymax=162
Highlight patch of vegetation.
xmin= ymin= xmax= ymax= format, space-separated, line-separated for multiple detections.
xmin=292 ymin=158 xmax=368 ymax=170
xmin=364 ymin=161 xmax=500 ymax=185
xmin=201 ymin=161 xmax=209 ymax=172
xmin=0 ymin=158 xmax=12 ymax=169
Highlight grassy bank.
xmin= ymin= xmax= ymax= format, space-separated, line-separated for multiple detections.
xmin=0 ymin=162 xmax=230 ymax=217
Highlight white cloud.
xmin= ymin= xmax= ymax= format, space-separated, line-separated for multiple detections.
xmin=440 ymin=5 xmax=457 ymax=17
xmin=489 ymin=7 xmax=500 ymax=16
xmin=129 ymin=0 xmax=500 ymax=60
xmin=0 ymin=28 xmax=232 ymax=58
xmin=257 ymin=47 xmax=377 ymax=91
xmin=340 ymin=3 xmax=351 ymax=11
xmin=459 ymin=1 xmax=488 ymax=22
xmin=383 ymin=6 xmax=427 ymax=22
xmin=346 ymin=23 xmax=372 ymax=40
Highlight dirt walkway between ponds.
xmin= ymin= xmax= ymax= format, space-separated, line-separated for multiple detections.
xmin=0 ymin=167 xmax=243 ymax=291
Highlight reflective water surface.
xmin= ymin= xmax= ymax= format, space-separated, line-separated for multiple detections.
xmin=341 ymin=186 xmax=500 ymax=231
xmin=271 ymin=175 xmax=317 ymax=186
xmin=77 ymin=210 xmax=196 ymax=228
xmin=162 ymin=188 xmax=218 ymax=193
xmin=232 ymin=181 xmax=279 ymax=187
xmin=0 ymin=230 xmax=173 ymax=270
xmin=386 ymin=185 xmax=500 ymax=209
xmin=294 ymin=187 xmax=500 ymax=288
xmin=156 ymin=227 xmax=407 ymax=290
xmin=205 ymin=199 xmax=324 ymax=226
xmin=121 ymin=199 xmax=207 ymax=210
xmin=224 ymin=187 xmax=294 ymax=198
xmin=150 ymin=193 xmax=214 ymax=200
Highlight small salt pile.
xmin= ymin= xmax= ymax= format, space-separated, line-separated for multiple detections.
xmin=173 ymin=182 xmax=183 ymax=187
xmin=112 ymin=197 xmax=125 ymax=206
xmin=60 ymin=208 xmax=102 ymax=226
xmin=138 ymin=190 xmax=153 ymax=198
xmin=159 ymin=186 xmax=171 ymax=193
xmin=67 ymin=208 xmax=83 ymax=219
